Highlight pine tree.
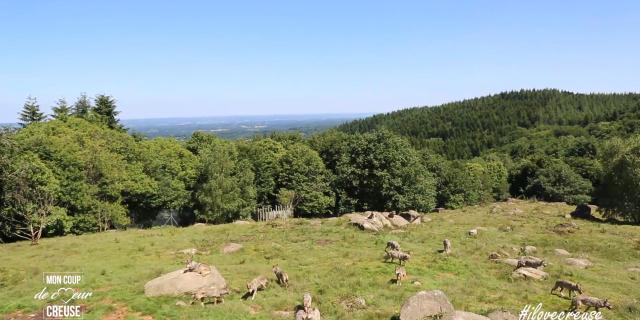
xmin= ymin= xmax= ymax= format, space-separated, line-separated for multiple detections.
xmin=72 ymin=93 xmax=92 ymax=118
xmin=93 ymin=94 xmax=122 ymax=130
xmin=51 ymin=98 xmax=71 ymax=121
xmin=18 ymin=96 xmax=45 ymax=127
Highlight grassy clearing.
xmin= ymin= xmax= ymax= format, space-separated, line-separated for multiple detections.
xmin=1 ymin=200 xmax=639 ymax=319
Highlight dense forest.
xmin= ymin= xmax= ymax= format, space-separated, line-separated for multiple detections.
xmin=2 ymin=89 xmax=640 ymax=244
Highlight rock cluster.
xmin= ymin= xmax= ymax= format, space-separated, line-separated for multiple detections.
xmin=346 ymin=210 xmax=427 ymax=232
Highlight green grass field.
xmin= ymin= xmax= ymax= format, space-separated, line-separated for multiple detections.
xmin=1 ymin=200 xmax=639 ymax=319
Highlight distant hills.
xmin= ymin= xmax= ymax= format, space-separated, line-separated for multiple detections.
xmin=339 ymin=89 xmax=640 ymax=159
xmin=122 ymin=113 xmax=368 ymax=139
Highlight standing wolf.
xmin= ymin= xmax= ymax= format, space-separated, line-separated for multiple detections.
xmin=272 ymin=265 xmax=289 ymax=288
xmin=303 ymin=292 xmax=312 ymax=313
xmin=443 ymin=239 xmax=452 ymax=254
xmin=384 ymin=250 xmax=411 ymax=265
xmin=385 ymin=240 xmax=401 ymax=252
xmin=395 ymin=266 xmax=407 ymax=285
xmin=550 ymin=280 xmax=583 ymax=298
xmin=570 ymin=295 xmax=612 ymax=312
xmin=246 ymin=276 xmax=268 ymax=300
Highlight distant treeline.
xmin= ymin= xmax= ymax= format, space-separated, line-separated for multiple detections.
xmin=2 ymin=90 xmax=640 ymax=244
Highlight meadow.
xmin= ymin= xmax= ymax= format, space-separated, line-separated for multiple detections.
xmin=1 ymin=200 xmax=639 ymax=319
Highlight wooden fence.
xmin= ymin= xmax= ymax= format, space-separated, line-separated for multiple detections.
xmin=253 ymin=205 xmax=293 ymax=221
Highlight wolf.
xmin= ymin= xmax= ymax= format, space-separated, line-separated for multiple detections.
xmin=191 ymin=286 xmax=228 ymax=306
xmin=184 ymin=256 xmax=211 ymax=276
xmin=384 ymin=249 xmax=411 ymax=265
xmin=246 ymin=276 xmax=268 ymax=300
xmin=385 ymin=240 xmax=401 ymax=252
xmin=443 ymin=239 xmax=451 ymax=254
xmin=395 ymin=266 xmax=407 ymax=284
xmin=272 ymin=265 xmax=289 ymax=288
xmin=550 ymin=280 xmax=583 ymax=298
xmin=303 ymin=292 xmax=312 ymax=313
xmin=570 ymin=295 xmax=612 ymax=312
xmin=514 ymin=257 xmax=546 ymax=270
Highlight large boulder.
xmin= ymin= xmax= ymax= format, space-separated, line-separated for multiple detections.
xmin=400 ymin=210 xmax=422 ymax=224
xmin=487 ymin=310 xmax=517 ymax=320
xmin=565 ymin=258 xmax=593 ymax=269
xmin=386 ymin=213 xmax=410 ymax=228
xmin=144 ymin=266 xmax=227 ymax=297
xmin=400 ymin=290 xmax=455 ymax=320
xmin=346 ymin=213 xmax=382 ymax=232
xmin=446 ymin=311 xmax=490 ymax=320
xmin=512 ymin=267 xmax=548 ymax=280
xmin=367 ymin=211 xmax=393 ymax=229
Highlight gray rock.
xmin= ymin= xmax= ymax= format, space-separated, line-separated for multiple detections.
xmin=522 ymin=245 xmax=537 ymax=255
xmin=144 ymin=266 xmax=227 ymax=297
xmin=399 ymin=290 xmax=455 ymax=320
xmin=368 ymin=211 xmax=393 ymax=229
xmin=468 ymin=229 xmax=478 ymax=237
xmin=554 ymin=249 xmax=571 ymax=256
xmin=497 ymin=258 xmax=519 ymax=267
xmin=400 ymin=210 xmax=422 ymax=224
xmin=565 ymin=258 xmax=593 ymax=269
xmin=221 ymin=243 xmax=243 ymax=254
xmin=512 ymin=267 xmax=548 ymax=280
xmin=346 ymin=213 xmax=383 ymax=232
xmin=178 ymin=248 xmax=198 ymax=255
xmin=386 ymin=213 xmax=410 ymax=228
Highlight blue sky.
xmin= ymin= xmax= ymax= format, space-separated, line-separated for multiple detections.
xmin=1 ymin=1 xmax=638 ymax=122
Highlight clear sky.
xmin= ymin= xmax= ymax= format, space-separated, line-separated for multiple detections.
xmin=1 ymin=1 xmax=639 ymax=122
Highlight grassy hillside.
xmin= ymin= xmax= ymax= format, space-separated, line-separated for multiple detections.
xmin=339 ymin=89 xmax=640 ymax=159
xmin=1 ymin=200 xmax=639 ymax=319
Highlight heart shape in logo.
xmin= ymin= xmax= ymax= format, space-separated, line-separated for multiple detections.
xmin=56 ymin=287 xmax=75 ymax=304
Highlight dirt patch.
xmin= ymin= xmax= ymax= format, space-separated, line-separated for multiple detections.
xmin=3 ymin=310 xmax=44 ymax=320
xmin=315 ymin=239 xmax=334 ymax=246
xmin=248 ymin=304 xmax=262 ymax=315
xmin=341 ymin=296 xmax=366 ymax=311
xmin=102 ymin=305 xmax=153 ymax=320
